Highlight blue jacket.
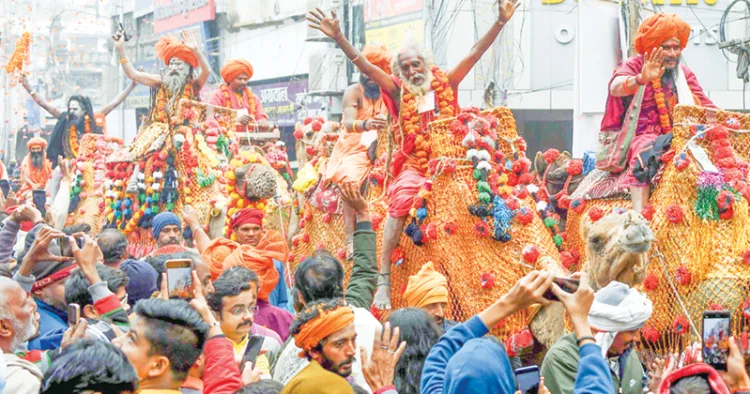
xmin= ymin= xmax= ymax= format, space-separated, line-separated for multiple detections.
xmin=28 ymin=298 xmax=67 ymax=351
xmin=269 ymin=259 xmax=293 ymax=313
xmin=574 ymin=343 xmax=616 ymax=394
xmin=421 ymin=315 xmax=516 ymax=394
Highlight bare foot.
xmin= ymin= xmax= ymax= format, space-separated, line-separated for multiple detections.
xmin=373 ymin=281 xmax=392 ymax=310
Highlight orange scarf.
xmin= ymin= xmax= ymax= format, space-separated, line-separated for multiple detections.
xmin=21 ymin=155 xmax=52 ymax=188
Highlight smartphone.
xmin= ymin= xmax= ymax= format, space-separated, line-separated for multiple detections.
xmin=241 ymin=335 xmax=265 ymax=369
xmin=67 ymin=303 xmax=80 ymax=327
xmin=515 ymin=366 xmax=541 ymax=394
xmin=165 ymin=259 xmax=193 ymax=299
xmin=703 ymin=310 xmax=731 ymax=370
xmin=117 ymin=23 xmax=132 ymax=42
xmin=542 ymin=277 xmax=580 ymax=302
xmin=0 ymin=179 xmax=10 ymax=198
xmin=32 ymin=189 xmax=46 ymax=218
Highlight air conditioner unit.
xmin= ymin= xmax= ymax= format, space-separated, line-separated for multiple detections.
xmin=306 ymin=0 xmax=344 ymax=42
xmin=308 ymin=49 xmax=348 ymax=94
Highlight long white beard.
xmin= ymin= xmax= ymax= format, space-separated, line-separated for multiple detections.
xmin=402 ymin=69 xmax=433 ymax=103
xmin=162 ymin=68 xmax=191 ymax=110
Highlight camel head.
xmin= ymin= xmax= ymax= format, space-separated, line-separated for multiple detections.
xmin=582 ymin=210 xmax=654 ymax=291
xmin=293 ymin=120 xmax=341 ymax=169
xmin=235 ymin=162 xmax=278 ymax=201
xmin=534 ymin=150 xmax=585 ymax=210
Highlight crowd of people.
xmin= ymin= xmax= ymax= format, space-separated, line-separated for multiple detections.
xmin=0 ymin=0 xmax=744 ymax=392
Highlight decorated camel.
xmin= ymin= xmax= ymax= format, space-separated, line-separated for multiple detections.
xmin=566 ymin=104 xmax=750 ymax=353
xmin=288 ymin=106 xmax=571 ymax=351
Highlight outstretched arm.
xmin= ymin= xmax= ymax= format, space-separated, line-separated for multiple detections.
xmin=447 ymin=0 xmax=519 ymax=90
xmin=98 ymin=78 xmax=138 ymax=116
xmin=180 ymin=30 xmax=210 ymax=89
xmin=113 ymin=31 xmax=162 ymax=87
xmin=21 ymin=76 xmax=62 ymax=119
xmin=308 ymin=9 xmax=397 ymax=97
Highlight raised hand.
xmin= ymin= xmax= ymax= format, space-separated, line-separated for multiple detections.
xmin=641 ymin=47 xmax=666 ymax=83
xmin=59 ymin=156 xmax=72 ymax=183
xmin=70 ymin=234 xmax=102 ymax=281
xmin=339 ymin=181 xmax=368 ymax=213
xmin=720 ymin=337 xmax=750 ymax=391
xmin=307 ymin=8 xmax=343 ymax=41
xmin=181 ymin=205 xmax=201 ymax=230
xmin=501 ymin=270 xmax=555 ymax=312
xmin=498 ymin=0 xmax=521 ymax=23
xmin=180 ymin=30 xmax=199 ymax=53
xmin=20 ymin=74 xmax=31 ymax=92
xmin=61 ymin=318 xmax=88 ymax=350
xmin=22 ymin=226 xmax=68 ymax=266
xmin=361 ymin=322 xmax=407 ymax=392
xmin=11 ymin=204 xmax=43 ymax=225
xmin=112 ymin=28 xmax=126 ymax=50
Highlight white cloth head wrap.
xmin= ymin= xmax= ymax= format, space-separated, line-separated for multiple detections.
xmin=588 ymin=281 xmax=653 ymax=357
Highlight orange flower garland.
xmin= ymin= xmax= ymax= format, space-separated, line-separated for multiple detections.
xmin=221 ymin=85 xmax=256 ymax=130
xmin=652 ymin=79 xmax=672 ymax=133
xmin=397 ymin=67 xmax=455 ymax=174
xmin=153 ymin=82 xmax=194 ymax=124
xmin=69 ymin=115 xmax=91 ymax=157
xmin=224 ymin=150 xmax=271 ymax=240
xmin=5 ymin=32 xmax=31 ymax=74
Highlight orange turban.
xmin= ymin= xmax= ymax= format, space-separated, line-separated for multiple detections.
xmin=294 ymin=305 xmax=355 ymax=356
xmin=362 ymin=44 xmax=391 ymax=75
xmin=634 ymin=13 xmax=691 ymax=55
xmin=155 ymin=36 xmax=199 ymax=68
xmin=222 ymin=244 xmax=279 ymax=301
xmin=220 ymin=59 xmax=254 ymax=84
xmin=402 ymin=262 xmax=449 ymax=308
xmin=204 ymin=238 xmax=240 ymax=281
xmin=27 ymin=137 xmax=47 ymax=150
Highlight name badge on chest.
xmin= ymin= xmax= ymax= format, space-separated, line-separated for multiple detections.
xmin=417 ymin=91 xmax=435 ymax=114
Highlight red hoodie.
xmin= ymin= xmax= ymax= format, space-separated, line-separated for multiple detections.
xmin=657 ymin=363 xmax=730 ymax=394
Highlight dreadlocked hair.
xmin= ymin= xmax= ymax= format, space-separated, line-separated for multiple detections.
xmin=289 ymin=297 xmax=349 ymax=355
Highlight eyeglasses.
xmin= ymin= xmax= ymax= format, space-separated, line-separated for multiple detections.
xmin=229 ymin=305 xmax=259 ymax=317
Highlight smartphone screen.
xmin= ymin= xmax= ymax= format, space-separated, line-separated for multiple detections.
xmin=32 ymin=190 xmax=46 ymax=217
xmin=67 ymin=303 xmax=80 ymax=327
xmin=542 ymin=277 xmax=580 ymax=302
xmin=166 ymin=259 xmax=193 ymax=299
xmin=0 ymin=179 xmax=10 ymax=198
xmin=241 ymin=335 xmax=265 ymax=368
xmin=703 ymin=311 xmax=731 ymax=370
xmin=515 ymin=366 xmax=540 ymax=394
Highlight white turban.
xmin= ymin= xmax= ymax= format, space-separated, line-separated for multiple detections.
xmin=588 ymin=281 xmax=653 ymax=357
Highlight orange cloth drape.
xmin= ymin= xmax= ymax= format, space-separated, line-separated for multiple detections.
xmin=155 ymin=35 xmax=198 ymax=67
xmin=217 ymin=230 xmax=289 ymax=300
xmin=293 ymin=306 xmax=354 ymax=356
xmin=220 ymin=59 xmax=254 ymax=83
xmin=634 ymin=13 xmax=691 ymax=55
xmin=402 ymin=261 xmax=449 ymax=308
xmin=204 ymin=238 xmax=240 ymax=281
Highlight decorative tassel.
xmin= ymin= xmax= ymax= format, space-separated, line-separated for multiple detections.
xmin=491 ymin=195 xmax=513 ymax=242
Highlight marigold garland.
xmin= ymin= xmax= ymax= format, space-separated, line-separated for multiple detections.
xmin=222 ymin=85 xmax=256 ymax=131
xmin=5 ymin=32 xmax=31 ymax=74
xmin=652 ymin=79 xmax=672 ymax=133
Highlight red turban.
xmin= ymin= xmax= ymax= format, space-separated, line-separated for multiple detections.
xmin=222 ymin=244 xmax=279 ymax=301
xmin=362 ymin=45 xmax=392 ymax=75
xmin=27 ymin=137 xmax=47 ymax=150
xmin=220 ymin=59 xmax=254 ymax=84
xmin=634 ymin=13 xmax=691 ymax=55
xmin=155 ymin=36 xmax=199 ymax=68
xmin=230 ymin=208 xmax=264 ymax=229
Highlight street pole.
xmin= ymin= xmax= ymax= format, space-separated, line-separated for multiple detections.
xmin=627 ymin=0 xmax=640 ymax=57
xmin=119 ymin=0 xmax=124 ymax=141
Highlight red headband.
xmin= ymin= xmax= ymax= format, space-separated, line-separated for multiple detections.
xmin=31 ymin=264 xmax=78 ymax=292
xmin=231 ymin=208 xmax=264 ymax=229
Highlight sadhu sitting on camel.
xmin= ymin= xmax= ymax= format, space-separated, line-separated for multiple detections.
xmin=603 ymin=13 xmax=715 ymax=213
xmin=308 ymin=0 xmax=520 ymax=309
xmin=208 ymin=59 xmax=272 ymax=132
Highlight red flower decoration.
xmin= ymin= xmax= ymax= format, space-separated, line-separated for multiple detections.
xmin=543 ymin=149 xmax=561 ymax=165
xmin=444 ymin=221 xmax=458 ymax=236
xmin=512 ymin=158 xmax=531 ymax=174
xmin=505 ymin=197 xmax=520 ymax=211
xmin=673 ymin=315 xmax=690 ymax=334
xmin=676 ymin=265 xmax=692 ymax=286
xmin=515 ymin=208 xmax=534 ymax=225
xmin=674 ymin=152 xmax=691 ymax=171
xmin=566 ymin=159 xmax=583 ymax=176
xmin=311 ymin=120 xmax=323 ymax=131
xmin=643 ymin=274 xmax=660 ymax=291
xmin=642 ymin=326 xmax=660 ymax=343
xmin=709 ymin=303 xmax=725 ymax=311
xmin=742 ymin=299 xmax=750 ymax=320
xmin=661 ymin=149 xmax=676 ymax=164
xmin=303 ymin=117 xmax=313 ymax=125
xmin=570 ymin=198 xmax=585 ymax=214
xmin=474 ymin=221 xmax=490 ymax=237
xmin=558 ymin=195 xmax=572 ymax=210
xmin=514 ymin=186 xmax=529 ymax=200
xmin=560 ymin=250 xmax=580 ymax=270
xmin=336 ymin=248 xmax=346 ymax=261
xmin=424 ymin=223 xmax=438 ymax=241
xmin=522 ymin=245 xmax=541 ymax=264
xmin=666 ymin=204 xmax=684 ymax=224
xmin=444 ymin=159 xmax=457 ymax=174
xmin=641 ymin=204 xmax=655 ymax=221
xmin=493 ymin=151 xmax=505 ymax=165
xmin=480 ymin=272 xmax=495 ymax=289
xmin=518 ymin=173 xmax=534 ymax=185
xmin=322 ymin=213 xmax=332 ymax=223
xmin=371 ymin=213 xmax=384 ymax=231
xmin=588 ymin=207 xmax=604 ymax=222
xmin=370 ymin=305 xmax=382 ymax=320
xmin=390 ymin=248 xmax=405 ymax=265
xmin=743 ymin=250 xmax=750 ymax=265
xmin=302 ymin=233 xmax=310 ymax=243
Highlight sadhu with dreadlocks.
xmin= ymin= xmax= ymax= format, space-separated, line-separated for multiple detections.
xmin=21 ymin=76 xmax=138 ymax=166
